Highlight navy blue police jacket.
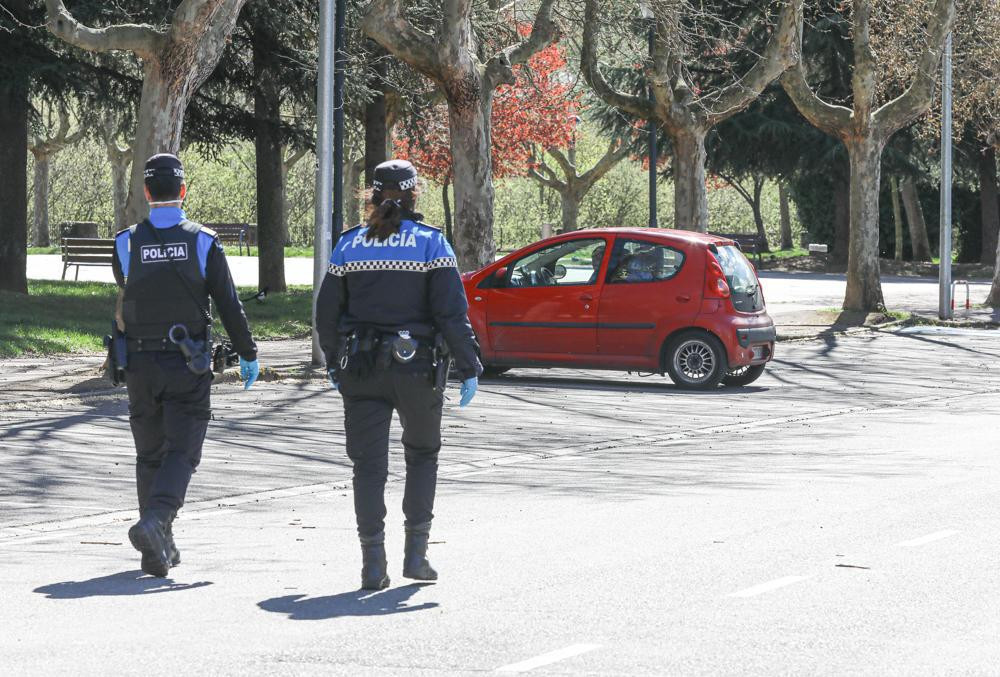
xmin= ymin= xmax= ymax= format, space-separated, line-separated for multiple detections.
xmin=316 ymin=214 xmax=482 ymax=380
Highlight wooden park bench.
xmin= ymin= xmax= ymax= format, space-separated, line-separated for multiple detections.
xmin=710 ymin=232 xmax=766 ymax=263
xmin=61 ymin=237 xmax=115 ymax=280
xmin=205 ymin=223 xmax=257 ymax=256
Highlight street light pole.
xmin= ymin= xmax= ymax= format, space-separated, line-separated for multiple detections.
xmin=312 ymin=0 xmax=336 ymax=365
xmin=639 ymin=1 xmax=657 ymax=228
xmin=939 ymin=32 xmax=953 ymax=320
xmin=333 ymin=0 xmax=346 ymax=239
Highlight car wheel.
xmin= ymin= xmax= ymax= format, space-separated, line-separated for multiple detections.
xmin=482 ymin=365 xmax=510 ymax=377
xmin=665 ymin=331 xmax=727 ymax=390
xmin=722 ymin=363 xmax=766 ymax=387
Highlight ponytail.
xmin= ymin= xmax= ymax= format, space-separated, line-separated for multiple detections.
xmin=366 ymin=188 xmax=418 ymax=241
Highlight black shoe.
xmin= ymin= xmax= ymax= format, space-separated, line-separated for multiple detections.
xmin=128 ymin=515 xmax=171 ymax=578
xmin=402 ymin=522 xmax=438 ymax=581
xmin=360 ymin=532 xmax=390 ymax=591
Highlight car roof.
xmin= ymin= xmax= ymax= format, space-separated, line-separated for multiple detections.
xmin=552 ymin=227 xmax=733 ymax=246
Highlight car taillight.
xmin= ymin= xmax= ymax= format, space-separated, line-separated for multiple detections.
xmin=705 ymin=256 xmax=731 ymax=299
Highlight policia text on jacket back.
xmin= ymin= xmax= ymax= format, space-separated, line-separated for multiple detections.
xmin=111 ymin=153 xmax=260 ymax=578
xmin=317 ymin=159 xmax=483 ymax=591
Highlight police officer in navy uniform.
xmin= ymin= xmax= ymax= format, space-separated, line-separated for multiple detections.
xmin=111 ymin=153 xmax=260 ymax=577
xmin=317 ymin=159 xmax=482 ymax=590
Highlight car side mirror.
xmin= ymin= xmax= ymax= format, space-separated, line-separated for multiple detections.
xmin=494 ymin=266 xmax=508 ymax=286
xmin=553 ymin=264 xmax=567 ymax=280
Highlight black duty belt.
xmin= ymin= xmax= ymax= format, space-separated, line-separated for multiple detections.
xmin=126 ymin=337 xmax=203 ymax=353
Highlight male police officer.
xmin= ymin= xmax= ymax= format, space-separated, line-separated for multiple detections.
xmin=111 ymin=153 xmax=259 ymax=577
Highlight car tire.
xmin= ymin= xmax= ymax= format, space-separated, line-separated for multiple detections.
xmin=482 ymin=365 xmax=510 ymax=377
xmin=664 ymin=330 xmax=728 ymax=390
xmin=722 ymin=363 xmax=766 ymax=387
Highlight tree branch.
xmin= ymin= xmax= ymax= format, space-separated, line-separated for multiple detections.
xmin=528 ymin=166 xmax=564 ymax=191
xmin=718 ymin=172 xmax=755 ymax=208
xmin=546 ymin=147 xmax=575 ymax=177
xmin=579 ymin=140 xmax=630 ymax=187
xmin=363 ymin=0 xmax=441 ymax=80
xmin=700 ymin=0 xmax=804 ymax=126
xmin=44 ymin=0 xmax=163 ymax=60
xmin=780 ymin=62 xmax=853 ymax=138
xmin=506 ymin=0 xmax=558 ymax=67
xmin=178 ymin=0 xmax=250 ymax=95
xmin=580 ymin=0 xmax=654 ymax=120
xmin=873 ymin=0 xmax=956 ymax=137
xmin=850 ymin=0 xmax=877 ymax=128
xmin=486 ymin=0 xmax=559 ymax=90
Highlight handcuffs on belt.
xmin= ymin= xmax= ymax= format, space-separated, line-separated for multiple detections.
xmin=338 ymin=329 xmax=422 ymax=371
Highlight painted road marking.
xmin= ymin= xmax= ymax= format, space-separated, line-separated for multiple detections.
xmin=497 ymin=644 xmax=600 ymax=673
xmin=895 ymin=530 xmax=960 ymax=547
xmin=728 ymin=575 xmax=811 ymax=598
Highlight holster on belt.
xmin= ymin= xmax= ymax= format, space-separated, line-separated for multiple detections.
xmin=102 ymin=320 xmax=127 ymax=387
xmin=432 ymin=334 xmax=452 ymax=392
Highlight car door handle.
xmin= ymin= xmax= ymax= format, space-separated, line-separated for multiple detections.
xmin=579 ymin=293 xmax=594 ymax=302
xmin=676 ymin=294 xmax=691 ymax=303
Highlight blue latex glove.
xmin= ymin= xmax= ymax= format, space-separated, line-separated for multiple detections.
xmin=459 ymin=377 xmax=478 ymax=408
xmin=239 ymin=357 xmax=259 ymax=390
xmin=327 ymin=368 xmax=339 ymax=391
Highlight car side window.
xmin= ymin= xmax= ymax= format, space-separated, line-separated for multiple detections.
xmin=506 ymin=238 xmax=607 ymax=288
xmin=607 ymin=239 xmax=685 ymax=284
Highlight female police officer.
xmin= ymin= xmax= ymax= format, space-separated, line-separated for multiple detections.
xmin=316 ymin=159 xmax=482 ymax=590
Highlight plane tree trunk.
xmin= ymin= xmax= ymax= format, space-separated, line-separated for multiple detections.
xmin=782 ymin=0 xmax=956 ymax=311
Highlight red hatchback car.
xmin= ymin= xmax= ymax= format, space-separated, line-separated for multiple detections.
xmin=461 ymin=228 xmax=776 ymax=389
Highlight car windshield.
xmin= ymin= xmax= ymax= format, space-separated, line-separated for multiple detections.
xmin=715 ymin=245 xmax=764 ymax=312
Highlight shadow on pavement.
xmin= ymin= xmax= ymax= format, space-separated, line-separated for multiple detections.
xmin=34 ymin=570 xmax=213 ymax=598
xmin=258 ymin=583 xmax=437 ymax=620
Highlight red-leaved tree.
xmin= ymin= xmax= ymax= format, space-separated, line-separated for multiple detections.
xmin=396 ymin=39 xmax=577 ymax=239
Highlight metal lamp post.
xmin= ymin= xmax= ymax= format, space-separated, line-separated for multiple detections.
xmin=312 ymin=0 xmax=336 ymax=365
xmin=636 ymin=3 xmax=658 ymax=228
xmin=939 ymin=32 xmax=953 ymax=320
xmin=638 ymin=1 xmax=658 ymax=228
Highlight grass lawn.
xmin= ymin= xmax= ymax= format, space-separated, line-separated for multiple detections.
xmin=760 ymin=247 xmax=809 ymax=259
xmin=221 ymin=245 xmax=314 ymax=258
xmin=0 ymin=281 xmax=314 ymax=358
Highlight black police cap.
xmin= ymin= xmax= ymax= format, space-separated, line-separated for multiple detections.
xmin=372 ymin=159 xmax=418 ymax=192
xmin=144 ymin=153 xmax=185 ymax=181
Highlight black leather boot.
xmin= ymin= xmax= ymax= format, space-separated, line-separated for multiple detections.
xmin=165 ymin=516 xmax=181 ymax=567
xmin=402 ymin=522 xmax=438 ymax=581
xmin=360 ymin=532 xmax=390 ymax=591
xmin=129 ymin=511 xmax=172 ymax=578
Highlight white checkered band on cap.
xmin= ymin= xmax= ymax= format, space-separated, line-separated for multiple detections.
xmin=372 ymin=180 xmax=383 ymax=190
xmin=398 ymin=176 xmax=418 ymax=190
xmin=144 ymin=168 xmax=184 ymax=179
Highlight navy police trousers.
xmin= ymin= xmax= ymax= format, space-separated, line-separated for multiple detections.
xmin=339 ymin=363 xmax=443 ymax=538
xmin=125 ymin=351 xmax=212 ymax=517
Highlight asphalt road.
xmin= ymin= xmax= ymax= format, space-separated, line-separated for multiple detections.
xmin=1 ymin=327 xmax=999 ymax=674
xmin=28 ymin=253 xmax=995 ymax=315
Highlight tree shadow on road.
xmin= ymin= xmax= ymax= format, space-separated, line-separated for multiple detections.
xmin=258 ymin=583 xmax=437 ymax=620
xmin=34 ymin=570 xmax=212 ymax=598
